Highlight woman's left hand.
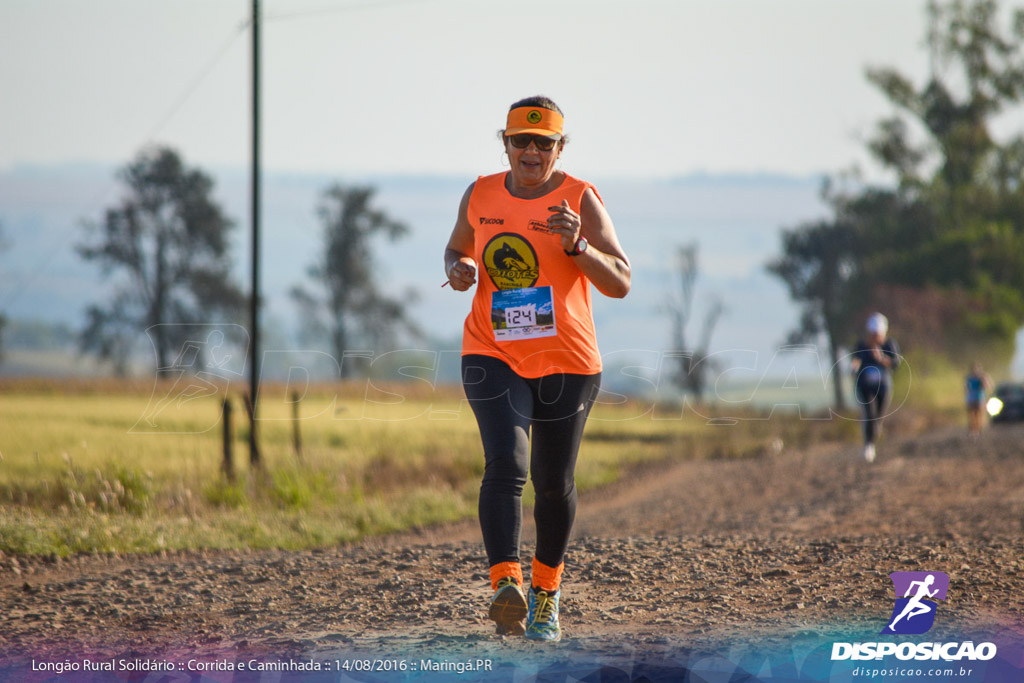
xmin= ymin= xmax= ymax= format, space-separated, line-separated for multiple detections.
xmin=548 ymin=199 xmax=581 ymax=252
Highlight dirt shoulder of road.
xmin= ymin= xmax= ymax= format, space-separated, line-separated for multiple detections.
xmin=2 ymin=423 xmax=1023 ymax=670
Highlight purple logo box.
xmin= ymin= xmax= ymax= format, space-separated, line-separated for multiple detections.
xmin=890 ymin=571 xmax=949 ymax=600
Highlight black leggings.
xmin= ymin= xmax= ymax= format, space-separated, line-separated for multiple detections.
xmin=462 ymin=354 xmax=601 ymax=570
xmin=856 ymin=378 xmax=891 ymax=445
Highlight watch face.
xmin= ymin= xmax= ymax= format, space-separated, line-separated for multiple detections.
xmin=577 ymin=237 xmax=588 ymax=254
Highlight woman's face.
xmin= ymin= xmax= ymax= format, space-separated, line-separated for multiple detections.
xmin=505 ymin=135 xmax=562 ymax=187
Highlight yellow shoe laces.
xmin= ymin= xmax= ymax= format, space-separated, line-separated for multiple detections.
xmin=495 ymin=576 xmax=519 ymax=591
xmin=534 ymin=590 xmax=557 ymax=623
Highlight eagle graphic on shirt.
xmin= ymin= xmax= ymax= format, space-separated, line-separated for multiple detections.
xmin=483 ymin=233 xmax=539 ymax=290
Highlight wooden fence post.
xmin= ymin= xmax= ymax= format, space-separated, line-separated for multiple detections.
xmin=222 ymin=398 xmax=235 ymax=482
xmin=291 ymin=391 xmax=303 ymax=462
xmin=244 ymin=391 xmax=261 ymax=468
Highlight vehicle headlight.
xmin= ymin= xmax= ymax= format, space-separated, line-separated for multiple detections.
xmin=986 ymin=397 xmax=1004 ymax=417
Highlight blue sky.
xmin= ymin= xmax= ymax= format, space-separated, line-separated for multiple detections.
xmin=1 ymin=0 xmax=937 ymax=179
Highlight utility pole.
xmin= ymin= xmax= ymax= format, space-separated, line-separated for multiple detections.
xmin=249 ymin=0 xmax=262 ymax=466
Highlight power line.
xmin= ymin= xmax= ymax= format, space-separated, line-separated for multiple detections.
xmin=263 ymin=0 xmax=438 ymax=22
xmin=143 ymin=20 xmax=249 ymax=145
xmin=0 ymin=19 xmax=249 ymax=314
xmin=2 ymin=1 xmax=435 ymax=314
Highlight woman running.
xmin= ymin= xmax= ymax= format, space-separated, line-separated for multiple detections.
xmin=850 ymin=313 xmax=901 ymax=463
xmin=443 ymin=95 xmax=630 ymax=641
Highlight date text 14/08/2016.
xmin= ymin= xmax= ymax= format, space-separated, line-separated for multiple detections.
xmin=340 ymin=659 xmax=495 ymax=674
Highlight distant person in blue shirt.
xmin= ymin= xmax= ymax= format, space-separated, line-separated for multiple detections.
xmin=964 ymin=362 xmax=992 ymax=436
xmin=850 ymin=313 xmax=901 ymax=463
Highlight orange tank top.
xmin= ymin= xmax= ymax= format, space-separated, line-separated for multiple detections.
xmin=461 ymin=171 xmax=602 ymax=378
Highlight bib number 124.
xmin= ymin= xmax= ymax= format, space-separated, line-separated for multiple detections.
xmin=505 ymin=304 xmax=537 ymax=328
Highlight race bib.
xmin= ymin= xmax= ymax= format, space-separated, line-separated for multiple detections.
xmin=491 ymin=286 xmax=557 ymax=341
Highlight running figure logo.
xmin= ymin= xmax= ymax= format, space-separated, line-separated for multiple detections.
xmin=881 ymin=571 xmax=949 ymax=635
xmin=131 ymin=324 xmax=248 ymax=434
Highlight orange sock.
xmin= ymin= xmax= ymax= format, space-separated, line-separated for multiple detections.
xmin=489 ymin=561 xmax=523 ymax=591
xmin=531 ymin=558 xmax=564 ymax=593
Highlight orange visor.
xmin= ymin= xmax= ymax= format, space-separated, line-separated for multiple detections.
xmin=505 ymin=106 xmax=564 ymax=137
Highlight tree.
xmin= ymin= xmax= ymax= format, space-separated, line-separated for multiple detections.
xmin=663 ymin=243 xmax=724 ymax=403
xmin=859 ymin=0 xmax=1024 ymax=351
xmin=770 ymin=0 xmax=1024 ymax=375
xmin=866 ymin=1 xmax=1024 ymax=196
xmin=290 ymin=183 xmax=420 ymax=378
xmin=0 ymin=221 xmax=7 ymax=364
xmin=78 ymin=146 xmax=244 ymax=374
xmin=767 ymin=195 xmax=861 ymax=411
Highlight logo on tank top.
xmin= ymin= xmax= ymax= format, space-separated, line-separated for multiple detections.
xmin=527 ymin=218 xmax=552 ymax=234
xmin=483 ymin=233 xmax=539 ymax=290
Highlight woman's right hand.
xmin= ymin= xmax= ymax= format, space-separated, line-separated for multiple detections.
xmin=447 ymin=258 xmax=477 ymax=291
xmin=443 ymin=184 xmax=478 ymax=292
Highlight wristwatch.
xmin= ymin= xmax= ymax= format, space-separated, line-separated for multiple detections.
xmin=565 ymin=236 xmax=588 ymax=256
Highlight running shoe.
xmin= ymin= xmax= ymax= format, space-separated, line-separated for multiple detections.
xmin=526 ymin=588 xmax=561 ymax=642
xmin=864 ymin=443 xmax=876 ymax=463
xmin=489 ymin=577 xmax=527 ymax=635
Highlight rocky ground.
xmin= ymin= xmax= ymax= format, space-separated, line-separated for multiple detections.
xmin=2 ymin=422 xmax=1023 ymax=679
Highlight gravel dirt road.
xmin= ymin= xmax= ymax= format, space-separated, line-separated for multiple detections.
xmin=2 ymin=422 xmax=1023 ymax=679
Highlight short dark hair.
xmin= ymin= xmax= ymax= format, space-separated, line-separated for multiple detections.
xmin=508 ymin=95 xmax=563 ymax=116
xmin=498 ymin=95 xmax=570 ymax=146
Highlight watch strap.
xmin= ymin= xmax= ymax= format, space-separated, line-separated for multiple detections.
xmin=565 ymin=237 xmax=587 ymax=256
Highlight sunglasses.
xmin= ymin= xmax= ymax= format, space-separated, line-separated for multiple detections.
xmin=507 ymin=134 xmax=560 ymax=151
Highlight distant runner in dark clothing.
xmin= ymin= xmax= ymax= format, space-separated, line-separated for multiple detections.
xmin=850 ymin=313 xmax=900 ymax=463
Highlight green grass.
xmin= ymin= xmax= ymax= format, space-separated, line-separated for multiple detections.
xmin=875 ymin=349 xmax=977 ymax=435
xmin=0 ymin=378 xmax=910 ymax=556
